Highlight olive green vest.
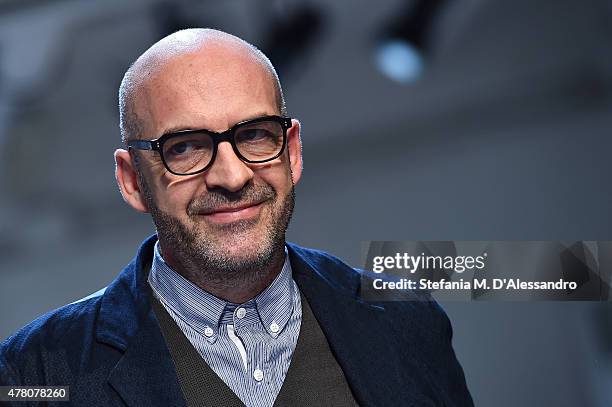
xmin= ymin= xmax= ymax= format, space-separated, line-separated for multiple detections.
xmin=152 ymin=291 xmax=359 ymax=407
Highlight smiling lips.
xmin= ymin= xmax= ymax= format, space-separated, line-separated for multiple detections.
xmin=201 ymin=201 xmax=266 ymax=223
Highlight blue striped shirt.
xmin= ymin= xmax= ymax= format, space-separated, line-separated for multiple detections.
xmin=148 ymin=241 xmax=302 ymax=407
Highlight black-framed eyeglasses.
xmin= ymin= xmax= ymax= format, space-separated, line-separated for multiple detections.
xmin=127 ymin=115 xmax=292 ymax=176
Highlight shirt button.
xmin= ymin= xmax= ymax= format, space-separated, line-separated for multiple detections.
xmin=204 ymin=327 xmax=214 ymax=337
xmin=270 ymin=322 xmax=279 ymax=333
xmin=253 ymin=369 xmax=264 ymax=382
xmin=236 ymin=307 xmax=246 ymax=319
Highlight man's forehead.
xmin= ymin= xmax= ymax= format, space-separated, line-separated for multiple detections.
xmin=132 ymin=30 xmax=272 ymax=94
xmin=129 ymin=29 xmax=279 ymax=134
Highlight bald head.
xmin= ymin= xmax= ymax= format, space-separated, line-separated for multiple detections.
xmin=118 ymin=28 xmax=286 ymax=143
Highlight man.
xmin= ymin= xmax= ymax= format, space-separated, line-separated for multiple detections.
xmin=0 ymin=29 xmax=473 ymax=406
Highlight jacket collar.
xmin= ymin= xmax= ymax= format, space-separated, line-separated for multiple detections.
xmin=96 ymin=235 xmax=157 ymax=350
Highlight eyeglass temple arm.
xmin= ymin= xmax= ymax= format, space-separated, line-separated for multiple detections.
xmin=127 ymin=140 xmax=157 ymax=150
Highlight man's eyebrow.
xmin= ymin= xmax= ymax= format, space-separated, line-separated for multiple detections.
xmin=159 ymin=112 xmax=276 ymax=136
xmin=236 ymin=112 xmax=275 ymax=124
xmin=159 ymin=125 xmax=192 ymax=135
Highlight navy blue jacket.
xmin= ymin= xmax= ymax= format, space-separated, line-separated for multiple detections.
xmin=1 ymin=236 xmax=473 ymax=406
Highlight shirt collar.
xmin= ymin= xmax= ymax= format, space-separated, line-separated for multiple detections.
xmin=254 ymin=254 xmax=294 ymax=337
xmin=148 ymin=241 xmax=295 ymax=342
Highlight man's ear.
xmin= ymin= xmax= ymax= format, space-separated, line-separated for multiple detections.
xmin=114 ymin=149 xmax=149 ymax=213
xmin=286 ymin=119 xmax=303 ymax=185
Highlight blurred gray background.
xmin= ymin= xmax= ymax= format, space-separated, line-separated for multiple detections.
xmin=1 ymin=0 xmax=611 ymax=406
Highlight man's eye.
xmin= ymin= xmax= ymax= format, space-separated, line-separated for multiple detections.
xmin=240 ymin=129 xmax=272 ymax=142
xmin=171 ymin=142 xmax=188 ymax=154
xmin=168 ymin=141 xmax=200 ymax=155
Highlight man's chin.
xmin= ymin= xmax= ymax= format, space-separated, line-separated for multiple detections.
xmin=201 ymin=238 xmax=277 ymax=274
xmin=207 ymin=217 xmax=260 ymax=233
xmin=215 ymin=233 xmax=268 ymax=256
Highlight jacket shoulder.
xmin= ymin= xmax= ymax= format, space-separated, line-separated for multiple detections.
xmin=0 ymin=290 xmax=105 ymax=385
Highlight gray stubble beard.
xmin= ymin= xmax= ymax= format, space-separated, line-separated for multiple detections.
xmin=138 ymin=172 xmax=295 ymax=292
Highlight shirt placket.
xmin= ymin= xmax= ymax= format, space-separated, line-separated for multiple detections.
xmin=234 ymin=307 xmax=271 ymax=388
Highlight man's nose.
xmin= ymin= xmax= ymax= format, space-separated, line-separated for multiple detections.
xmin=204 ymin=141 xmax=254 ymax=192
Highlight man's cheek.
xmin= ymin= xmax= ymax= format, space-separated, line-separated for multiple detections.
xmin=154 ymin=195 xmax=189 ymax=216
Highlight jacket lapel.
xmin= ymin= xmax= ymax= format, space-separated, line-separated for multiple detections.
xmin=107 ymin=308 xmax=187 ymax=407
xmin=96 ymin=236 xmax=186 ymax=407
xmin=287 ymin=244 xmax=426 ymax=406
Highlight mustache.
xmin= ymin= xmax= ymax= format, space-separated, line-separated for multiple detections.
xmin=187 ymin=183 xmax=276 ymax=215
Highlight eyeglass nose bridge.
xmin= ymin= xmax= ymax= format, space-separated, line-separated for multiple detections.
xmin=210 ymin=127 xmax=236 ymax=144
xmin=206 ymin=127 xmax=249 ymax=169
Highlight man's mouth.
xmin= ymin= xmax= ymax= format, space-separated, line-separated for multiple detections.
xmin=200 ymin=200 xmax=266 ymax=223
